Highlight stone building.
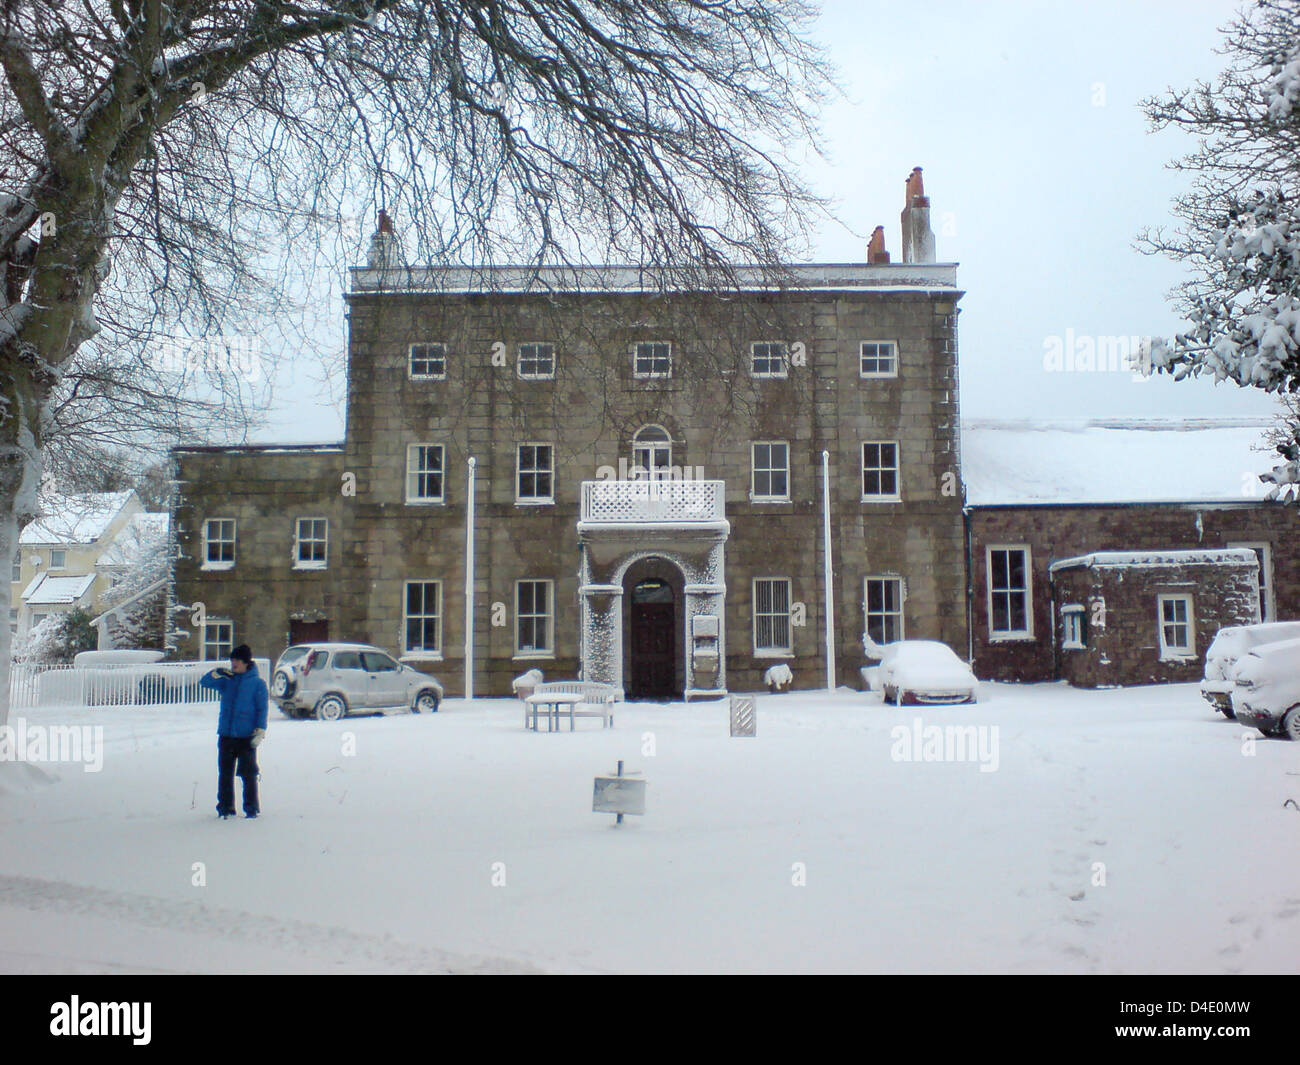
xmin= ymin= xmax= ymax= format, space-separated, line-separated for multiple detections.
xmin=963 ymin=419 xmax=1300 ymax=685
xmin=172 ymin=172 xmax=969 ymax=698
xmin=1047 ymin=549 xmax=1260 ymax=688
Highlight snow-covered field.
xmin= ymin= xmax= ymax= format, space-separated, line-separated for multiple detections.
xmin=1 ymin=683 xmax=1297 ymax=974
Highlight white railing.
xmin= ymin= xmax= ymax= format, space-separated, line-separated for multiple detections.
xmin=8 ymin=659 xmax=271 ymax=710
xmin=580 ymin=480 xmax=725 ymax=523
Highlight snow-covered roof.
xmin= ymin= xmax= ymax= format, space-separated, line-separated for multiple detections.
xmin=21 ymin=572 xmax=97 ymax=605
xmin=962 ymin=419 xmax=1279 ymax=506
xmin=1049 ymin=548 xmax=1260 ymax=574
xmin=171 ymin=443 xmax=343 ymax=455
xmin=347 ymin=262 xmax=960 ymax=296
xmin=96 ymin=511 xmax=169 ymax=568
xmin=19 ymin=490 xmax=136 ymax=546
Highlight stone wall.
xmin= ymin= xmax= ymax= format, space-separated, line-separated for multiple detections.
xmin=336 ymin=287 xmax=968 ymax=695
xmin=171 ymin=447 xmax=345 ymax=660
xmin=1051 ymin=555 xmax=1260 ymax=687
xmin=969 ymin=503 xmax=1300 ymax=682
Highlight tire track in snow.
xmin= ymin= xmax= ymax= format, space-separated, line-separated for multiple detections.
xmin=0 ymin=873 xmax=542 ymax=974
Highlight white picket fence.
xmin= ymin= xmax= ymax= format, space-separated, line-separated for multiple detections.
xmin=7 ymin=659 xmax=271 ymax=710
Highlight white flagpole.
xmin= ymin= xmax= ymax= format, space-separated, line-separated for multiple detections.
xmin=822 ymin=449 xmax=836 ymax=691
xmin=465 ymin=456 xmax=476 ymax=701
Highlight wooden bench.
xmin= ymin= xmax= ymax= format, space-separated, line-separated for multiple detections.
xmin=524 ymin=681 xmax=622 ymax=731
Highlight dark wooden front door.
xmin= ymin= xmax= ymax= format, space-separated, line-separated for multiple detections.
xmin=628 ymin=580 xmax=675 ymax=700
xmin=289 ymin=618 xmax=330 ymax=645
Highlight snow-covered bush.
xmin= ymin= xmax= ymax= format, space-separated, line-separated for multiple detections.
xmin=764 ymin=663 xmax=793 ymax=691
xmin=512 ymin=668 xmax=544 ymax=699
xmin=14 ymin=609 xmax=98 ymax=665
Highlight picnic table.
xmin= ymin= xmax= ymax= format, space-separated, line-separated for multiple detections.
xmin=524 ymin=681 xmax=622 ymax=731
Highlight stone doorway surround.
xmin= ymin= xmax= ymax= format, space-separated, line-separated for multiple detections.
xmin=577 ymin=478 xmax=728 ymax=701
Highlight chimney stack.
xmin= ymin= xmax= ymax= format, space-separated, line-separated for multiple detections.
xmin=867 ymin=225 xmax=890 ymax=264
xmin=900 ymin=167 xmax=936 ymax=264
xmin=367 ymin=209 xmax=403 ymax=269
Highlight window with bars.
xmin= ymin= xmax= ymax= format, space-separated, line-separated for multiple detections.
xmin=408 ymin=343 xmax=446 ymax=379
xmin=204 ymin=519 xmax=236 ymax=567
xmin=406 ymin=444 xmax=445 ymax=503
xmin=861 ymin=442 xmax=900 ymax=499
xmin=988 ymin=547 xmax=1031 ymax=637
xmin=516 ymin=580 xmax=553 ymax=655
xmin=633 ymin=342 xmax=672 ymax=378
xmin=404 ymin=581 xmax=442 ymax=655
xmin=517 ymin=444 xmax=554 ymax=502
xmin=294 ymin=518 xmax=328 ymax=567
xmin=864 ymin=577 xmax=905 ymax=645
xmin=753 ymin=577 xmax=792 ymax=654
xmin=751 ymin=442 xmax=790 ymax=500
xmin=751 ymin=342 xmax=788 ymax=377
xmin=860 ymin=341 xmax=898 ymax=377
xmin=203 ymin=620 xmax=234 ymax=661
xmin=518 ymin=343 xmax=556 ymax=379
xmin=1158 ymin=595 xmax=1194 ymax=659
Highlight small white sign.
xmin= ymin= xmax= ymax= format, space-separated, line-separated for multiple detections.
xmin=593 ymin=775 xmax=646 ymax=816
xmin=730 ymin=695 xmax=756 ymax=737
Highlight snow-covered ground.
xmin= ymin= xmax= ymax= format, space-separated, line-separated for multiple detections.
xmin=1 ymin=683 xmax=1297 ymax=974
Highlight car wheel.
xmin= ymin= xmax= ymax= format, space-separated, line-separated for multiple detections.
xmin=414 ymin=690 xmax=439 ymax=714
xmin=1282 ymin=706 xmax=1300 ymax=741
xmin=1220 ymin=706 xmax=1236 ymax=719
xmin=271 ymin=670 xmax=296 ymax=698
xmin=314 ymin=694 xmax=347 ymax=722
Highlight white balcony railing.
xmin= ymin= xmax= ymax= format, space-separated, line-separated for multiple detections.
xmin=580 ymin=480 xmax=725 ymax=523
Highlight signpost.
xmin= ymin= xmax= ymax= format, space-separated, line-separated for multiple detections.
xmin=593 ymin=760 xmax=646 ymax=825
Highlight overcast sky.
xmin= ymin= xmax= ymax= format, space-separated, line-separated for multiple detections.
xmin=250 ymin=0 xmax=1281 ymax=444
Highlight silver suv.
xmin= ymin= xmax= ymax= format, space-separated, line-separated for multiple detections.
xmin=271 ymin=642 xmax=443 ymax=720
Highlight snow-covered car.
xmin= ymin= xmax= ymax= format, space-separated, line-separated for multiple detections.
xmin=871 ymin=640 xmax=979 ymax=706
xmin=272 ymin=642 xmax=443 ymax=720
xmin=1201 ymin=621 xmax=1300 ymax=717
xmin=1231 ymin=636 xmax=1300 ymax=740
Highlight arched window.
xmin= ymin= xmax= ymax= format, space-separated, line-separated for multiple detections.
xmin=632 ymin=425 xmax=672 ymax=478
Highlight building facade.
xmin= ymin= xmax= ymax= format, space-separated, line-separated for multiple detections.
xmin=962 ymin=419 xmax=1300 ymax=686
xmin=11 ymin=490 xmax=148 ymax=642
xmin=172 ymin=179 xmax=970 ymax=697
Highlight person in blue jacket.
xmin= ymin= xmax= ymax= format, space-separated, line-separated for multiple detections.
xmin=200 ymin=644 xmax=268 ymax=819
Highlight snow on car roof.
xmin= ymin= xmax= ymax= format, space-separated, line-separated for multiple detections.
xmin=962 ymin=418 xmax=1277 ymax=505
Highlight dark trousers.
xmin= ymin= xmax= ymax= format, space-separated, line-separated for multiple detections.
xmin=217 ymin=735 xmax=259 ymax=816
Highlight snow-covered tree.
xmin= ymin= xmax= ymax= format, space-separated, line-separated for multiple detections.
xmin=0 ymin=0 xmax=830 ymax=725
xmin=1142 ymin=0 xmax=1300 ymax=501
xmin=14 ymin=608 xmax=97 ymax=665
xmin=98 ymin=515 xmax=170 ymax=650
